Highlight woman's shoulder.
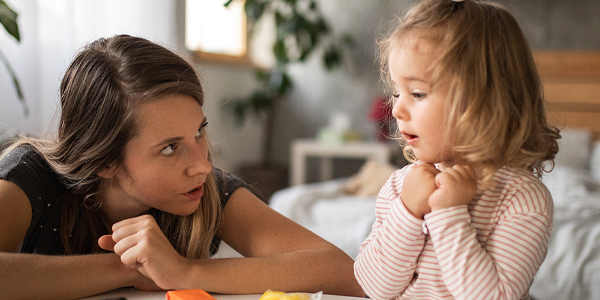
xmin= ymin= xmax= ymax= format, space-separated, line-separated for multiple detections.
xmin=0 ymin=144 xmax=44 ymax=178
xmin=0 ymin=143 xmax=65 ymax=205
xmin=212 ymin=168 xmax=246 ymax=205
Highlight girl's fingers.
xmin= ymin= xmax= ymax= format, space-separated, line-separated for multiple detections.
xmin=437 ymin=164 xmax=476 ymax=185
xmin=452 ymin=165 xmax=477 ymax=184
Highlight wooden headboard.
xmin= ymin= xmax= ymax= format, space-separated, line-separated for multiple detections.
xmin=533 ymin=51 xmax=600 ymax=140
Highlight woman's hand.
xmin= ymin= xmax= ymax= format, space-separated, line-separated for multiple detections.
xmin=428 ymin=164 xmax=477 ymax=211
xmin=401 ymin=162 xmax=440 ymax=219
xmin=98 ymin=214 xmax=191 ymax=290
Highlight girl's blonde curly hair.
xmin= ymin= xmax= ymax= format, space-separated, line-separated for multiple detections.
xmin=379 ymin=0 xmax=560 ymax=185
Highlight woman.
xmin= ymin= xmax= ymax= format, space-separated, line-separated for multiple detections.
xmin=0 ymin=34 xmax=364 ymax=300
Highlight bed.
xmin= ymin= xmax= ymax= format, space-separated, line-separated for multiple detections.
xmin=268 ymin=51 xmax=600 ymax=300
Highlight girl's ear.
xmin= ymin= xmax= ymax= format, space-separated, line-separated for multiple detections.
xmin=97 ymin=165 xmax=117 ymax=179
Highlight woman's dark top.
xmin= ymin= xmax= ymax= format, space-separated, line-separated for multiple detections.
xmin=0 ymin=145 xmax=245 ymax=256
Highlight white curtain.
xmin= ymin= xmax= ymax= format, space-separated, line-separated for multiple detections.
xmin=0 ymin=0 xmax=179 ymax=139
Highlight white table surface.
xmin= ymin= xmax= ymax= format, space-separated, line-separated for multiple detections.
xmin=82 ymin=287 xmax=364 ymax=300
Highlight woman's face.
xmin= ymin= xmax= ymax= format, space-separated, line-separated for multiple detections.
xmin=102 ymin=94 xmax=212 ymax=218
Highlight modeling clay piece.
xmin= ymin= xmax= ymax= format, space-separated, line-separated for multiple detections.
xmin=166 ymin=289 xmax=217 ymax=300
xmin=258 ymin=290 xmax=323 ymax=300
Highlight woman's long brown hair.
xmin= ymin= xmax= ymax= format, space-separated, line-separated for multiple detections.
xmin=3 ymin=35 xmax=221 ymax=258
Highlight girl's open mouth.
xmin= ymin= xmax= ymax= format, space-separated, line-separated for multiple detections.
xmin=402 ymin=132 xmax=419 ymax=144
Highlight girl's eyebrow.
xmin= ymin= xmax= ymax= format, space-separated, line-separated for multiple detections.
xmin=403 ymin=76 xmax=427 ymax=83
xmin=152 ymin=116 xmax=207 ymax=148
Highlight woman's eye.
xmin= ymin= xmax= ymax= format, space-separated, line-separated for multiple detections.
xmin=196 ymin=121 xmax=208 ymax=138
xmin=392 ymin=93 xmax=400 ymax=98
xmin=161 ymin=144 xmax=176 ymax=155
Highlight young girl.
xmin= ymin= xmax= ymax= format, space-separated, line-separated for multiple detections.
xmin=0 ymin=34 xmax=364 ymax=299
xmin=354 ymin=1 xmax=560 ymax=299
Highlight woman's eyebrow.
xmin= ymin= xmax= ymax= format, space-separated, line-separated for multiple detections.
xmin=152 ymin=116 xmax=207 ymax=148
xmin=152 ymin=136 xmax=184 ymax=148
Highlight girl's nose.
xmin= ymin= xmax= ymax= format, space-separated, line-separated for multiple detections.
xmin=391 ymin=95 xmax=409 ymax=121
xmin=186 ymin=142 xmax=212 ymax=177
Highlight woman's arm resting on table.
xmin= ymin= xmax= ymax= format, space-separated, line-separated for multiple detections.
xmin=0 ymin=252 xmax=149 ymax=300
xmin=0 ymin=180 xmax=150 ymax=300
xmin=182 ymin=188 xmax=365 ymax=296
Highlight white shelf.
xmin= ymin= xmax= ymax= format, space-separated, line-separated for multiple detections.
xmin=290 ymin=139 xmax=395 ymax=186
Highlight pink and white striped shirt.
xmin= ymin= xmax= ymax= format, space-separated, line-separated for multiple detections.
xmin=354 ymin=164 xmax=553 ymax=300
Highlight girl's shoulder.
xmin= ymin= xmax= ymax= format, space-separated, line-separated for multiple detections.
xmin=492 ymin=166 xmax=548 ymax=190
xmin=378 ymin=163 xmax=416 ymax=197
xmin=485 ymin=166 xmax=553 ymax=215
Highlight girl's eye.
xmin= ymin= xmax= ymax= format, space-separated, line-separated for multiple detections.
xmin=392 ymin=93 xmax=400 ymax=98
xmin=161 ymin=144 xmax=176 ymax=155
xmin=411 ymin=92 xmax=426 ymax=101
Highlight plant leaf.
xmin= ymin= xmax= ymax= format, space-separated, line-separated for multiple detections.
xmin=323 ymin=46 xmax=342 ymax=70
xmin=244 ymin=0 xmax=265 ymax=22
xmin=0 ymin=0 xmax=20 ymax=42
xmin=342 ymin=33 xmax=356 ymax=47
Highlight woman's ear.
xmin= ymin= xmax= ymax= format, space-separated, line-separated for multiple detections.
xmin=97 ymin=165 xmax=117 ymax=179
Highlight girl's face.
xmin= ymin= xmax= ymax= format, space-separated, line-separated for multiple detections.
xmin=101 ymin=94 xmax=212 ymax=219
xmin=389 ymin=38 xmax=452 ymax=165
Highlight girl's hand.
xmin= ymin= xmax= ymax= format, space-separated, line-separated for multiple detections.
xmin=428 ymin=164 xmax=477 ymax=211
xmin=98 ymin=214 xmax=191 ymax=290
xmin=401 ymin=162 xmax=440 ymax=219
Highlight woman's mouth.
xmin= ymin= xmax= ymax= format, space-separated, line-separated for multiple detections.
xmin=183 ymin=185 xmax=204 ymax=201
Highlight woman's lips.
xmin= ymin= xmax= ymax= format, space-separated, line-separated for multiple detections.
xmin=183 ymin=185 xmax=204 ymax=201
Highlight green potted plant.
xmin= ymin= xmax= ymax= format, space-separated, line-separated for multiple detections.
xmin=0 ymin=0 xmax=26 ymax=115
xmin=224 ymin=0 xmax=353 ymax=201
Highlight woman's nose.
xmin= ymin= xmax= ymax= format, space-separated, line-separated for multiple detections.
xmin=186 ymin=142 xmax=212 ymax=177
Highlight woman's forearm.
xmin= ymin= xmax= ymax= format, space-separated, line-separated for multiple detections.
xmin=181 ymin=245 xmax=365 ymax=297
xmin=0 ymin=252 xmax=140 ymax=300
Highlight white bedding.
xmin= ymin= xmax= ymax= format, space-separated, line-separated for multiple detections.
xmin=270 ymin=179 xmax=376 ymax=260
xmin=529 ymin=166 xmax=600 ymax=300
xmin=270 ymin=138 xmax=600 ymax=300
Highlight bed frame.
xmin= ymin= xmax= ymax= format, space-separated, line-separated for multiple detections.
xmin=533 ymin=51 xmax=600 ymax=140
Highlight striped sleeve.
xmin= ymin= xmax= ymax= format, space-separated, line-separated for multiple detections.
xmin=354 ymin=166 xmax=427 ymax=299
xmin=424 ymin=173 xmax=553 ymax=300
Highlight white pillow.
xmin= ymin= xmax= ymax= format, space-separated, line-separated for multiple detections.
xmin=590 ymin=141 xmax=600 ymax=181
xmin=555 ymin=128 xmax=592 ymax=170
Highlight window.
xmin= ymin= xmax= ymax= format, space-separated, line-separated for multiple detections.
xmin=185 ymin=0 xmax=249 ymax=65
